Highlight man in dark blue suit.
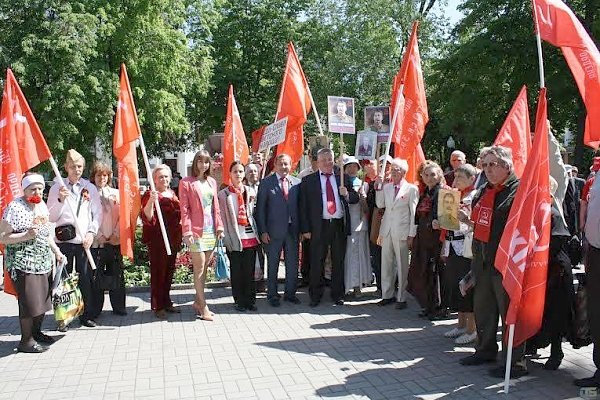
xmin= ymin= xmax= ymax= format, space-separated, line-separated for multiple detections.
xmin=300 ymin=148 xmax=359 ymax=307
xmin=256 ymin=153 xmax=301 ymax=307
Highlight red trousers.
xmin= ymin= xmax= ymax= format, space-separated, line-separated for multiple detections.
xmin=149 ymin=248 xmax=177 ymax=311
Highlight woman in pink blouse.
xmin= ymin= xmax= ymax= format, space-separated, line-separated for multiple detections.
xmin=179 ymin=150 xmax=224 ymax=320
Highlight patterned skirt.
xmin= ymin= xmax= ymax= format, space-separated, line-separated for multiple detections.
xmin=189 ymin=229 xmax=217 ymax=252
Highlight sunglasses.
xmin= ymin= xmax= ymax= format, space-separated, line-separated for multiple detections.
xmin=481 ymin=161 xmax=501 ymax=169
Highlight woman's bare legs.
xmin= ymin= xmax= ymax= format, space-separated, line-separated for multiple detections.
xmin=191 ymin=251 xmax=214 ymax=320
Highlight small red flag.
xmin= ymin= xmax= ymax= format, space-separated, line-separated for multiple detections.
xmin=113 ymin=64 xmax=142 ymax=260
xmin=493 ymin=86 xmax=531 ymax=178
xmin=494 ymin=87 xmax=551 ymax=347
xmin=275 ymin=43 xmax=312 ymax=168
xmin=534 ymin=0 xmax=600 ymax=149
xmin=251 ymin=125 xmax=267 ymax=153
xmin=0 ymin=68 xmax=52 ymax=295
xmin=222 ymin=85 xmax=249 ymax=185
xmin=393 ymin=22 xmax=429 ymax=159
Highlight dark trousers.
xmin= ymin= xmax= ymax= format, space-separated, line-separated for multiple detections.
xmin=301 ymin=238 xmax=311 ymax=285
xmin=370 ymin=242 xmax=382 ymax=291
xmin=587 ymin=245 xmax=600 ymax=378
xmin=59 ymin=243 xmax=95 ymax=321
xmin=473 ymin=261 xmax=525 ymax=366
xmin=149 ymin=247 xmax=176 ymax=311
xmin=309 ymin=219 xmax=346 ymax=303
xmin=266 ymin=231 xmax=299 ymax=300
xmin=228 ymin=247 xmax=257 ymax=308
xmin=90 ymin=245 xmax=126 ymax=317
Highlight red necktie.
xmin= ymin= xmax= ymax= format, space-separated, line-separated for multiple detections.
xmin=324 ymin=173 xmax=337 ymax=215
xmin=281 ymin=177 xmax=289 ymax=200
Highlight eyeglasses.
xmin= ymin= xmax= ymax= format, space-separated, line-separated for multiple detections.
xmin=421 ymin=172 xmax=436 ymax=177
xmin=481 ymin=161 xmax=501 ymax=169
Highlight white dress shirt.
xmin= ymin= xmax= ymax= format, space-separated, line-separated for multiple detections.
xmin=319 ymin=170 xmax=344 ymax=219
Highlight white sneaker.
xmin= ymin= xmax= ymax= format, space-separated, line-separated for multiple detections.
xmin=444 ymin=327 xmax=466 ymax=338
xmin=455 ymin=331 xmax=477 ymax=345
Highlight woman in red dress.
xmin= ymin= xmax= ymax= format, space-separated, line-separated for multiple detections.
xmin=142 ymin=164 xmax=182 ymax=319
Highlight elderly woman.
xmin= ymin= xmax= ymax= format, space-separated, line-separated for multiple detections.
xmin=142 ymin=164 xmax=182 ymax=319
xmin=90 ymin=162 xmax=127 ymax=317
xmin=179 ymin=150 xmax=223 ymax=320
xmin=0 ymin=173 xmax=65 ymax=353
xmin=458 ymin=146 xmax=526 ymax=378
xmin=407 ymin=161 xmax=447 ymax=319
xmin=439 ymin=164 xmax=478 ymax=345
xmin=218 ymin=161 xmax=260 ymax=311
xmin=343 ymin=156 xmax=371 ymax=298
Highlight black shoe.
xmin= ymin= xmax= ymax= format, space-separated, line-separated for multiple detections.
xmin=543 ymin=356 xmax=563 ymax=370
xmin=333 ymin=299 xmax=344 ymax=306
xmin=113 ymin=310 xmax=128 ymax=316
xmin=297 ymin=281 xmax=309 ymax=288
xmin=377 ymin=298 xmax=394 ymax=306
xmin=57 ymin=324 xmax=69 ymax=333
xmin=489 ymin=365 xmax=528 ymax=379
xmin=395 ymin=301 xmax=407 ymax=310
xmin=574 ymin=376 xmax=600 ymax=387
xmin=275 ymin=293 xmax=282 ymax=299
xmin=246 ymin=305 xmax=258 ymax=311
xmin=428 ymin=309 xmax=451 ymax=321
xmin=459 ymin=354 xmax=496 ymax=366
xmin=309 ymin=300 xmax=320 ymax=307
xmin=284 ymin=296 xmax=301 ymax=304
xmin=418 ymin=309 xmax=429 ymax=318
xmin=269 ymin=298 xmax=280 ymax=307
xmin=17 ymin=343 xmax=48 ymax=353
xmin=33 ymin=332 xmax=56 ymax=344
xmin=80 ymin=319 xmax=97 ymax=328
xmin=234 ymin=304 xmax=246 ymax=312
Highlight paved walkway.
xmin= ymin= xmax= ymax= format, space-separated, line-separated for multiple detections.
xmin=0 ymin=285 xmax=595 ymax=400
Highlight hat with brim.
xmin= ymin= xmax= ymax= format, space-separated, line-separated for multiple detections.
xmin=343 ymin=156 xmax=360 ymax=168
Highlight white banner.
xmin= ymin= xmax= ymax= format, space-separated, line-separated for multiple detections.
xmin=259 ymin=117 xmax=288 ymax=152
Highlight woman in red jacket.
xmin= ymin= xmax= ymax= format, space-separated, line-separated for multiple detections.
xmin=179 ymin=150 xmax=224 ymax=320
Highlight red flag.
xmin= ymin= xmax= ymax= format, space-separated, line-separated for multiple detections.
xmin=222 ymin=85 xmax=249 ymax=185
xmin=493 ymin=86 xmax=531 ymax=178
xmin=0 ymin=68 xmax=52 ymax=295
xmin=251 ymin=125 xmax=267 ymax=153
xmin=393 ymin=22 xmax=429 ymax=159
xmin=275 ymin=42 xmax=312 ymax=168
xmin=405 ymin=143 xmax=425 ymax=184
xmin=534 ymin=0 xmax=600 ymax=149
xmin=494 ymin=88 xmax=551 ymax=347
xmin=113 ymin=64 xmax=142 ymax=260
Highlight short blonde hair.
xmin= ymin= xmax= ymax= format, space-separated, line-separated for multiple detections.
xmin=91 ymin=161 xmax=113 ymax=187
xmin=152 ymin=164 xmax=172 ymax=181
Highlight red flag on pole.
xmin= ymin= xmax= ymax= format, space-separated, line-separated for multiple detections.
xmin=393 ymin=22 xmax=429 ymax=159
xmin=113 ymin=64 xmax=142 ymax=260
xmin=493 ymin=86 xmax=531 ymax=178
xmin=251 ymin=125 xmax=267 ymax=153
xmin=534 ymin=0 xmax=600 ymax=149
xmin=222 ymin=85 xmax=249 ymax=185
xmin=494 ymin=88 xmax=552 ymax=347
xmin=275 ymin=43 xmax=312 ymax=168
xmin=0 ymin=68 xmax=53 ymax=295
xmin=405 ymin=143 xmax=426 ymax=184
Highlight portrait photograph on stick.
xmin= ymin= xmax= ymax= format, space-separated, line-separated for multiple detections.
xmin=327 ymin=96 xmax=355 ymax=134
xmin=355 ymin=130 xmax=377 ymax=160
xmin=364 ymin=106 xmax=390 ymax=143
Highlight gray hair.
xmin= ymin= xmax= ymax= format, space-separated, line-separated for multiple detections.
xmin=275 ymin=153 xmax=291 ymax=163
xmin=455 ymin=163 xmax=478 ymax=178
xmin=317 ymin=148 xmax=334 ymax=159
xmin=479 ymin=145 xmax=513 ymax=172
xmin=451 ymin=150 xmax=466 ymax=160
xmin=390 ymin=158 xmax=409 ymax=173
xmin=245 ymin=163 xmax=260 ymax=174
xmin=152 ymin=164 xmax=172 ymax=180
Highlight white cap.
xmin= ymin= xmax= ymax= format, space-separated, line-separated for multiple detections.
xmin=21 ymin=174 xmax=45 ymax=191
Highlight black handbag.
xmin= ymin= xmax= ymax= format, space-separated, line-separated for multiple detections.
xmin=55 ymin=224 xmax=76 ymax=241
xmin=570 ymin=272 xmax=592 ymax=349
xmin=93 ymin=266 xmax=118 ymax=291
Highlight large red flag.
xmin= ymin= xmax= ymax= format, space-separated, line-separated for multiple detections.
xmin=222 ymin=85 xmax=249 ymax=185
xmin=0 ymin=68 xmax=52 ymax=295
xmin=405 ymin=143 xmax=425 ymax=184
xmin=493 ymin=86 xmax=531 ymax=178
xmin=494 ymin=88 xmax=551 ymax=347
xmin=113 ymin=64 xmax=142 ymax=260
xmin=393 ymin=22 xmax=429 ymax=159
xmin=534 ymin=0 xmax=600 ymax=149
xmin=275 ymin=43 xmax=312 ymax=168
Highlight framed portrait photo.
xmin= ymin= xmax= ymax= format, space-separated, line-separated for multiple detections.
xmin=328 ymin=96 xmax=356 ymax=134
xmin=437 ymin=188 xmax=461 ymax=231
xmin=355 ymin=130 xmax=377 ymax=160
xmin=364 ymin=106 xmax=390 ymax=143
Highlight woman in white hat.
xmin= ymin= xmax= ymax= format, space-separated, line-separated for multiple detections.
xmin=0 ymin=173 xmax=65 ymax=353
xmin=343 ymin=156 xmax=371 ymax=298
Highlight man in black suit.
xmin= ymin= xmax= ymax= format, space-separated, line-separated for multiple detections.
xmin=300 ymin=148 xmax=359 ymax=307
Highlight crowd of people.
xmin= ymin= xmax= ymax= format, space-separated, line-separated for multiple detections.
xmin=1 ymin=144 xmax=600 ymax=390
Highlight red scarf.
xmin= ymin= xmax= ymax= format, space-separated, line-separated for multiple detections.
xmin=228 ymin=185 xmax=249 ymax=226
xmin=471 ymin=185 xmax=503 ymax=243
